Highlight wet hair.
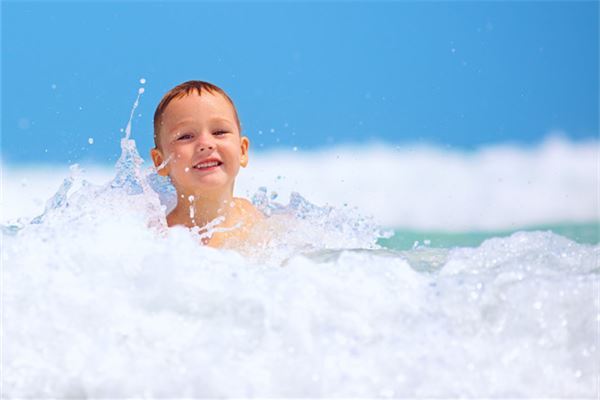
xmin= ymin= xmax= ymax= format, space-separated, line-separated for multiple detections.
xmin=153 ymin=80 xmax=241 ymax=148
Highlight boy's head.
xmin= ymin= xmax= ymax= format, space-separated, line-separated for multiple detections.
xmin=151 ymin=80 xmax=249 ymax=197
xmin=152 ymin=81 xmax=241 ymax=149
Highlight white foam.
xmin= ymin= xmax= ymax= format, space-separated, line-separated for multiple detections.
xmin=238 ymin=135 xmax=599 ymax=230
xmin=3 ymin=218 xmax=598 ymax=396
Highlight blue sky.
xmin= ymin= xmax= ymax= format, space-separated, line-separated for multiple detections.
xmin=2 ymin=1 xmax=598 ymax=165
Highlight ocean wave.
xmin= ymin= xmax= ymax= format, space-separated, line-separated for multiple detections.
xmin=4 ymin=221 xmax=598 ymax=396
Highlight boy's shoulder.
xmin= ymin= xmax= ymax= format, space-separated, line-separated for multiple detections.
xmin=210 ymin=197 xmax=264 ymax=248
xmin=233 ymin=197 xmax=264 ymax=222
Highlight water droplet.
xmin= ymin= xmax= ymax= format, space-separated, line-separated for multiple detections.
xmin=139 ymin=78 xmax=146 ymax=84
xmin=18 ymin=118 xmax=30 ymax=130
xmin=88 ymin=137 xmax=94 ymax=145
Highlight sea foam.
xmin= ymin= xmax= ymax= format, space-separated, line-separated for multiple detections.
xmin=3 ymin=216 xmax=598 ymax=396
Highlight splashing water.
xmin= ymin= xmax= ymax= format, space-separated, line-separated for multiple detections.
xmin=154 ymin=153 xmax=172 ymax=173
xmin=111 ymin=87 xmax=147 ymax=195
xmin=2 ymin=86 xmax=599 ymax=398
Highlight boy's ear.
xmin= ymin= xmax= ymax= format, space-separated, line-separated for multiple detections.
xmin=240 ymin=136 xmax=250 ymax=167
xmin=151 ymin=148 xmax=170 ymax=176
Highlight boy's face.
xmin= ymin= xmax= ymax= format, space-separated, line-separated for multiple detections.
xmin=151 ymin=91 xmax=249 ymax=196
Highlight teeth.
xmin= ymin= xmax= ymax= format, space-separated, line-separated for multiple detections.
xmin=194 ymin=161 xmax=219 ymax=169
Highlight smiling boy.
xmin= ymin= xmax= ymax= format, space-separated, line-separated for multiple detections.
xmin=151 ymin=80 xmax=263 ymax=247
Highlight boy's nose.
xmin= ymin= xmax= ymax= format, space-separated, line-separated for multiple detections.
xmin=196 ymin=137 xmax=215 ymax=152
xmin=196 ymin=133 xmax=216 ymax=152
xmin=198 ymin=144 xmax=214 ymax=152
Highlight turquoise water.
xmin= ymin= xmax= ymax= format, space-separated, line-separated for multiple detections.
xmin=380 ymin=222 xmax=599 ymax=250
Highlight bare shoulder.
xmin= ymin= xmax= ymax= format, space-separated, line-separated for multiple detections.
xmin=234 ymin=197 xmax=265 ymax=222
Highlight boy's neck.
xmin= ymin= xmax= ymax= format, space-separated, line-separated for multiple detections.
xmin=171 ymin=189 xmax=237 ymax=229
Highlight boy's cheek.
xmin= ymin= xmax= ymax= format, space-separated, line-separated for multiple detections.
xmin=170 ymin=152 xmax=183 ymax=164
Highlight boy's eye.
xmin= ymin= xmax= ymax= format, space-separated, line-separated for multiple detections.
xmin=213 ymin=130 xmax=228 ymax=136
xmin=177 ymin=133 xmax=193 ymax=141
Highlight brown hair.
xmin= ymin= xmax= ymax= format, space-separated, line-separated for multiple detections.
xmin=153 ymin=80 xmax=241 ymax=148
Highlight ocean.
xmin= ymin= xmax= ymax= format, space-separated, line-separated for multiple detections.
xmin=2 ymin=121 xmax=598 ymax=397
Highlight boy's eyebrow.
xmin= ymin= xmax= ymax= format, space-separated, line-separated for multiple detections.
xmin=207 ymin=117 xmax=235 ymax=125
xmin=169 ymin=118 xmax=195 ymax=132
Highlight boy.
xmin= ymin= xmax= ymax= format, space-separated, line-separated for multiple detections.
xmin=151 ymin=80 xmax=263 ymax=247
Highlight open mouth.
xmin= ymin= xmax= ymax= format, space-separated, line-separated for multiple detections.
xmin=193 ymin=160 xmax=222 ymax=170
